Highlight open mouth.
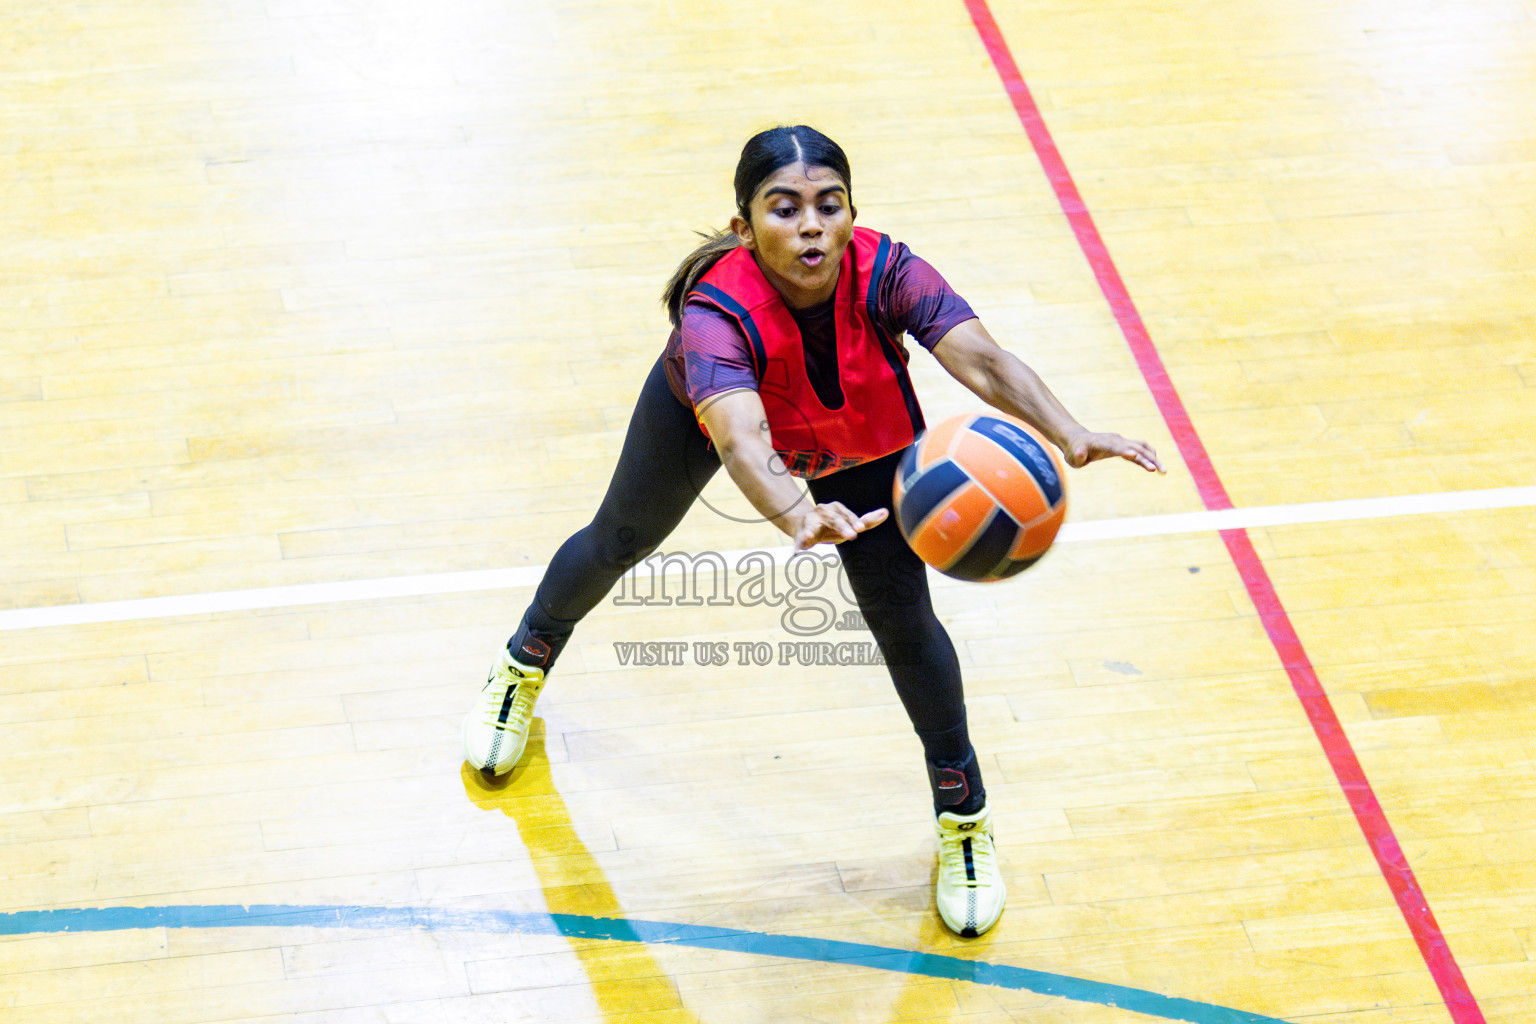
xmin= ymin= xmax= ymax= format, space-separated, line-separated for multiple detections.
xmin=799 ymin=249 xmax=825 ymax=267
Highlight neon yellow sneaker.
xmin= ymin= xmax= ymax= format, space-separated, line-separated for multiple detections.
xmin=935 ymin=804 xmax=1006 ymax=937
xmin=462 ymin=645 xmax=546 ymax=776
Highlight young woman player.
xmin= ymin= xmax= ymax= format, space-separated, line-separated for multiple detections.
xmin=464 ymin=125 xmax=1163 ymax=937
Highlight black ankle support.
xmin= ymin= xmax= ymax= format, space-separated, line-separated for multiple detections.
xmin=507 ymin=619 xmax=569 ymax=670
xmin=927 ymin=751 xmax=986 ymax=815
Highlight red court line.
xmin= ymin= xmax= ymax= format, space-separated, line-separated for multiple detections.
xmin=960 ymin=2 xmax=1486 ymax=1022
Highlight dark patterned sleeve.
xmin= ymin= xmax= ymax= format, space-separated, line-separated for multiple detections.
xmin=675 ymin=302 xmax=760 ymax=408
xmin=877 ymin=242 xmax=978 ymax=351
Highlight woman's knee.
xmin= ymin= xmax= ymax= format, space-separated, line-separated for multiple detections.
xmin=585 ymin=519 xmax=665 ymax=575
xmin=844 ymin=554 xmax=932 ymax=628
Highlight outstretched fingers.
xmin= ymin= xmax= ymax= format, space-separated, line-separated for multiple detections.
xmin=795 ymin=503 xmax=889 ymax=549
xmin=1122 ymin=439 xmax=1165 ymax=474
xmin=1069 ymin=431 xmax=1165 ymax=474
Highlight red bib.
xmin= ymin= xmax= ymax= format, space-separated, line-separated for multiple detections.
xmin=688 ymin=227 xmax=924 ymax=478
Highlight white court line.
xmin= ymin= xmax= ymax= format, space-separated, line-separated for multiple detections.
xmin=1056 ymin=485 xmax=1536 ymax=542
xmin=1 ymin=485 xmax=1531 ymax=633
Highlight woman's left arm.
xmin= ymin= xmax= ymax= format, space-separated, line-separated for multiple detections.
xmin=931 ymin=318 xmax=1165 ymax=473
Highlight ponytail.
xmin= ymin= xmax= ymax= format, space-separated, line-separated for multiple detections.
xmin=661 ymin=229 xmax=739 ymax=327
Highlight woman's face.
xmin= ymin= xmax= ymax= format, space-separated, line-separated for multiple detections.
xmin=732 ymin=162 xmax=855 ymax=310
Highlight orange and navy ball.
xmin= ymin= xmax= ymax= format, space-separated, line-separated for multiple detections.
xmin=893 ymin=413 xmax=1068 ymax=582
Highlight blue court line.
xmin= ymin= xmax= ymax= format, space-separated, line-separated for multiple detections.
xmin=0 ymin=905 xmax=1293 ymax=1024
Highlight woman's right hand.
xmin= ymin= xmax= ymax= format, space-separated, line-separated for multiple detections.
xmin=792 ymin=503 xmax=888 ymax=550
xmin=697 ymin=388 xmax=890 ymax=548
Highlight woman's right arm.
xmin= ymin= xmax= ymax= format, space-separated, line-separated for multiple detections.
xmin=695 ymin=388 xmax=886 ymax=549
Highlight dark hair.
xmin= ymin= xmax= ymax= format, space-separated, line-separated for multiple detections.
xmin=661 ymin=126 xmax=853 ymax=326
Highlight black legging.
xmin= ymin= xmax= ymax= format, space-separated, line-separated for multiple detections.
xmin=520 ymin=356 xmax=980 ymax=799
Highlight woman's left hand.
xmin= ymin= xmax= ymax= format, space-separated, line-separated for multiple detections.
xmin=931 ymin=323 xmax=1166 ymax=477
xmin=1063 ymin=430 xmax=1166 ymax=474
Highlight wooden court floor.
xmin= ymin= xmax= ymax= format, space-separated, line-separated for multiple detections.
xmin=3 ymin=0 xmax=1535 ymax=1021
